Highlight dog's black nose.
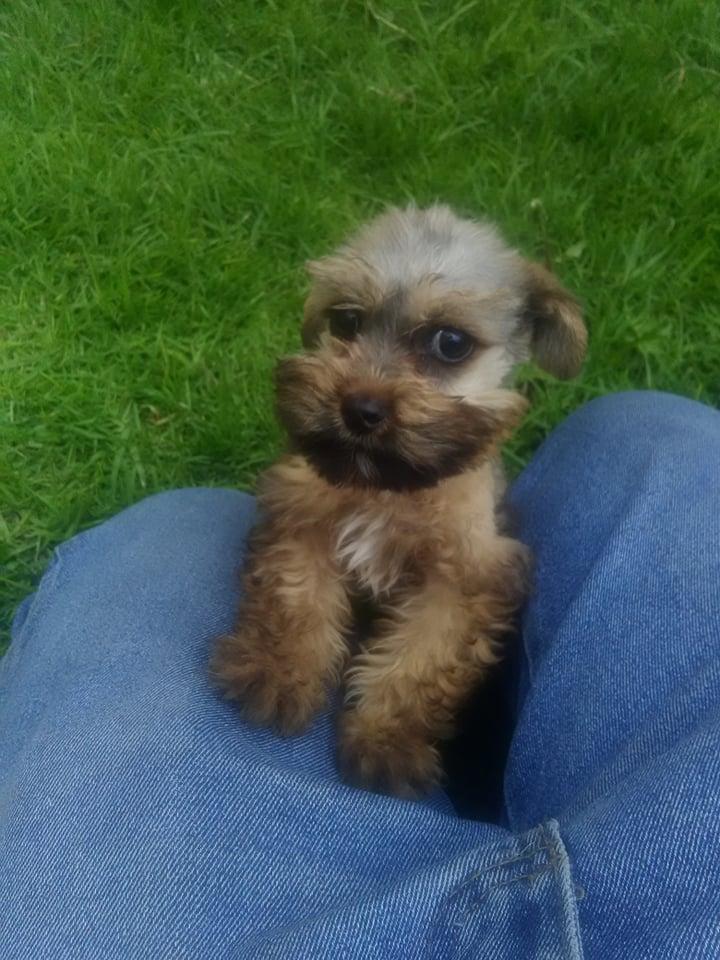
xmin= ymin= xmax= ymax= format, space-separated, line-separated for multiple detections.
xmin=341 ymin=393 xmax=390 ymax=435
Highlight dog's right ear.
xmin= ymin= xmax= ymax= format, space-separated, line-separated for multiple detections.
xmin=522 ymin=261 xmax=587 ymax=379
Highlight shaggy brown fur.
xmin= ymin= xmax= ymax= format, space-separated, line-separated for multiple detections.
xmin=212 ymin=204 xmax=586 ymax=797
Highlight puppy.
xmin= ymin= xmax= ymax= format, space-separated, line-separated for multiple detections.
xmin=212 ymin=204 xmax=586 ymax=796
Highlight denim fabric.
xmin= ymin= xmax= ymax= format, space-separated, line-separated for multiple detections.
xmin=506 ymin=391 xmax=720 ymax=958
xmin=1 ymin=391 xmax=719 ymax=958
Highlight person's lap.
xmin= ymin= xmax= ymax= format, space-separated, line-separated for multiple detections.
xmin=2 ymin=391 xmax=719 ymax=958
xmin=508 ymin=392 xmax=720 ymax=957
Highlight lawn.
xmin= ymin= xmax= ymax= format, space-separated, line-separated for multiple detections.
xmin=1 ymin=0 xmax=719 ymax=651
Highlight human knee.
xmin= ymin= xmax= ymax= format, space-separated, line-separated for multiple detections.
xmin=564 ymin=391 xmax=717 ymax=451
xmin=123 ymin=487 xmax=256 ymax=526
xmin=510 ymin=390 xmax=719 ymax=542
xmin=58 ymin=487 xmax=258 ymax=578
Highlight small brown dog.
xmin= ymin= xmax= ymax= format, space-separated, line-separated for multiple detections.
xmin=212 ymin=204 xmax=586 ymax=796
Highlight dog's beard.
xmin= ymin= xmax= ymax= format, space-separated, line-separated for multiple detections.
xmin=298 ymin=431 xmax=452 ymax=491
xmin=294 ymin=413 xmax=492 ymax=492
xmin=275 ymin=353 xmax=526 ymax=492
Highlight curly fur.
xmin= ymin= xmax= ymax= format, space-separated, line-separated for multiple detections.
xmin=212 ymin=204 xmax=586 ymax=796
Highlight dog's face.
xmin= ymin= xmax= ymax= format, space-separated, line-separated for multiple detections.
xmin=276 ymin=205 xmax=586 ymax=492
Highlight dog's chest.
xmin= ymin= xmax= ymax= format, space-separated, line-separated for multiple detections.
xmin=333 ymin=506 xmax=418 ymax=597
xmin=330 ymin=471 xmax=498 ymax=597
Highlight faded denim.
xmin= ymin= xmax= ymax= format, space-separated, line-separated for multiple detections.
xmin=2 ymin=391 xmax=719 ymax=958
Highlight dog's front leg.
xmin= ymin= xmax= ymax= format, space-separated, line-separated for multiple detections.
xmin=339 ymin=565 xmax=524 ymax=797
xmin=212 ymin=521 xmax=352 ymax=735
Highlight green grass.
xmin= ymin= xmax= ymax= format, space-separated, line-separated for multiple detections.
xmin=2 ymin=0 xmax=719 ymax=650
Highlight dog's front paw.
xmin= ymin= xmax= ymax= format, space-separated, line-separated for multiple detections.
xmin=338 ymin=710 xmax=442 ymax=798
xmin=212 ymin=630 xmax=326 ymax=735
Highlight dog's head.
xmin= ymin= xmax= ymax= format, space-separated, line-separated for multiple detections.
xmin=276 ymin=204 xmax=586 ymax=492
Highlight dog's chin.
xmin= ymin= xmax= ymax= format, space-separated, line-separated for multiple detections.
xmin=294 ymin=430 xmax=481 ymax=493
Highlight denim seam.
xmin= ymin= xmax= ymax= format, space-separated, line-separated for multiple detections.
xmin=429 ymin=822 xmax=584 ymax=959
xmin=545 ymin=820 xmax=585 ymax=960
xmin=446 ymin=840 xmax=551 ymax=897
xmin=452 ymin=825 xmax=560 ymax=922
xmin=454 ymin=864 xmax=556 ymax=926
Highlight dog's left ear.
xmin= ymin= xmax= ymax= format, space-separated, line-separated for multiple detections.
xmin=522 ymin=261 xmax=587 ymax=379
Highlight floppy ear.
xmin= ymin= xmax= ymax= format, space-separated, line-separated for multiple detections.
xmin=522 ymin=261 xmax=587 ymax=379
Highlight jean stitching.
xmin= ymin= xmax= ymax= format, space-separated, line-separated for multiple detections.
xmin=447 ymin=839 xmax=551 ymax=898
xmin=442 ymin=823 xmax=580 ymax=960
xmin=444 ymin=824 xmax=562 ymax=919
xmin=454 ymin=864 xmax=556 ymax=927
xmin=544 ymin=819 xmax=585 ymax=960
xmin=425 ymin=834 xmax=550 ymax=956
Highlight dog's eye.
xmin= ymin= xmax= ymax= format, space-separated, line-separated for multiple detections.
xmin=327 ymin=307 xmax=362 ymax=341
xmin=429 ymin=327 xmax=475 ymax=363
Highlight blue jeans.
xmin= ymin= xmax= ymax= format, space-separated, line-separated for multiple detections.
xmin=2 ymin=392 xmax=719 ymax=959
